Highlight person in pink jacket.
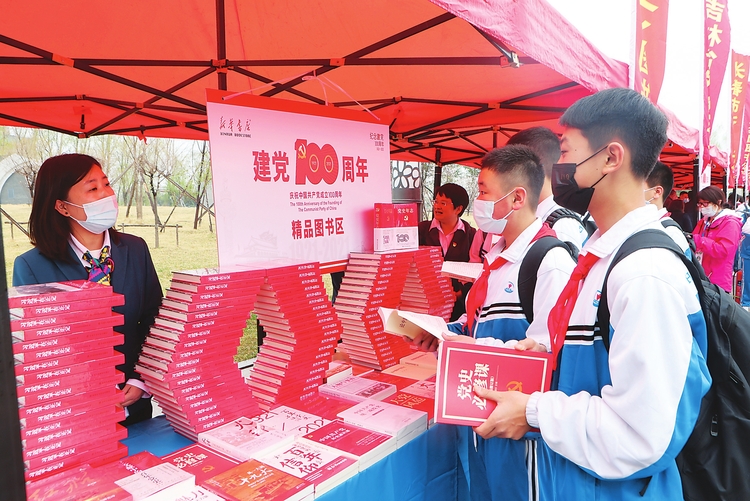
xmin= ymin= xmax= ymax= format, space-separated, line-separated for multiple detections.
xmin=693 ymin=185 xmax=742 ymax=292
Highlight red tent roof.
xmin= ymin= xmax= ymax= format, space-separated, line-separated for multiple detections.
xmin=0 ymin=0 xmax=628 ymax=166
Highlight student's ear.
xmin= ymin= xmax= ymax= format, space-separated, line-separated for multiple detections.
xmin=510 ymin=187 xmax=527 ymax=211
xmin=601 ymin=141 xmax=626 ymax=175
xmin=54 ymin=200 xmax=70 ymax=217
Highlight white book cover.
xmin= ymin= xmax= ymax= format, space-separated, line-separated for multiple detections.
xmin=197 ymin=416 xmax=294 ymax=462
xmin=337 ymin=399 xmax=428 ymax=439
xmin=381 ymin=363 xmax=436 ymax=381
xmin=115 ymin=463 xmax=195 ymax=501
xmin=378 ymin=307 xmax=449 ymax=341
xmin=319 ymin=375 xmax=397 ymax=402
xmin=440 ymin=261 xmax=484 ymax=282
xmin=249 ymin=405 xmax=330 ymax=437
xmin=258 ymin=439 xmax=359 ymax=496
xmin=401 ymin=379 xmax=436 ymax=399
xmin=399 ymin=350 xmax=438 ymax=370
xmin=173 ymin=486 xmax=225 ymax=501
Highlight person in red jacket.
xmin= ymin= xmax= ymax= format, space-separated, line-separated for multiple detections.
xmin=693 ymin=185 xmax=742 ymax=292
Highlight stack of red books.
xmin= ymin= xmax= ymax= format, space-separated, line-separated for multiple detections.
xmin=10 ymin=280 xmax=128 ymax=481
xmin=399 ymin=247 xmax=454 ymax=320
xmin=335 ymin=251 xmax=414 ymax=369
xmin=248 ymin=262 xmax=342 ymax=410
xmin=136 ymin=265 xmax=266 ymax=440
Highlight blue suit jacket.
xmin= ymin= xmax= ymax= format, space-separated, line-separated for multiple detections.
xmin=13 ymin=232 xmax=163 ymax=381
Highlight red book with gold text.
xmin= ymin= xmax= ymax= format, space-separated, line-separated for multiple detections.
xmin=434 ymin=340 xmax=553 ymax=426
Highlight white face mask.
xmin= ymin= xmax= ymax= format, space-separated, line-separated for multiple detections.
xmin=644 ymin=186 xmax=659 ymax=205
xmin=700 ymin=205 xmax=718 ymax=218
xmin=473 ymin=190 xmax=514 ymax=234
xmin=65 ymin=194 xmax=119 ymax=234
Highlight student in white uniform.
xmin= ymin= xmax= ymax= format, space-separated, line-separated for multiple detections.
xmin=508 ymin=127 xmax=588 ymax=253
xmin=644 ymin=160 xmax=691 ymax=255
xmin=470 ymin=88 xmax=710 ymax=501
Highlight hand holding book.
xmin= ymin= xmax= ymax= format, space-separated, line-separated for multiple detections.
xmin=471 ymin=386 xmax=532 ymax=440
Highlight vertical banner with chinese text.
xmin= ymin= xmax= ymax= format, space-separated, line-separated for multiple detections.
xmin=634 ymin=0 xmax=669 ymax=104
xmin=742 ymin=98 xmax=750 ymax=189
xmin=702 ymin=0 xmax=731 ymax=171
xmin=729 ymin=51 xmax=749 ymax=188
xmin=206 ymin=89 xmax=391 ymax=269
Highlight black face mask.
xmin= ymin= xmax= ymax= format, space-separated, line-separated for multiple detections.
xmin=551 ymin=145 xmax=608 ymax=215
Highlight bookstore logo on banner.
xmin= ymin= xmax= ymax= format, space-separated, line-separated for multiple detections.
xmin=218 ymin=115 xmax=253 ymax=139
xmin=296 ymin=139 xmax=338 ymax=185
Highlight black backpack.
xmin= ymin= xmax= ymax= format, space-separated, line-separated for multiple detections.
xmin=545 ymin=208 xmax=597 ymax=255
xmin=597 ymin=229 xmax=750 ymax=501
xmin=517 ymin=236 xmax=577 ymax=323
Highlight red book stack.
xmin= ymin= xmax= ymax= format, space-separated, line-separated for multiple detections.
xmin=10 ymin=280 xmax=128 ymax=482
xmin=136 ymin=265 xmax=266 ymax=440
xmin=399 ymin=246 xmax=454 ymax=320
xmin=249 ymin=261 xmax=342 ymax=410
xmin=335 ymin=251 xmax=414 ymax=370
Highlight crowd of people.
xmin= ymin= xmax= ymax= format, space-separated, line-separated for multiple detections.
xmin=16 ymin=87 xmax=748 ymax=500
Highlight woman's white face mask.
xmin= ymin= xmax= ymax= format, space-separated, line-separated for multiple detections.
xmin=65 ymin=194 xmax=119 ymax=234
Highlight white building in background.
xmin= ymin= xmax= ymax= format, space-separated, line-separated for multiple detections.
xmin=0 ymin=154 xmax=31 ymax=204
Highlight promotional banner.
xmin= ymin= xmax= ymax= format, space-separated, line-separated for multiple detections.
xmin=206 ymin=89 xmax=391 ymax=270
xmin=729 ymin=51 xmax=749 ymax=187
xmin=634 ymin=0 xmax=669 ymax=104
xmin=742 ymin=101 xmax=750 ymax=189
xmin=702 ymin=0 xmax=731 ymax=170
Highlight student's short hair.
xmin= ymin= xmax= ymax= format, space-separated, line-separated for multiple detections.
xmin=646 ymin=161 xmax=674 ymax=204
xmin=480 ymin=145 xmax=544 ymax=209
xmin=698 ymin=185 xmax=727 ymax=208
xmin=559 ymin=87 xmax=668 ymax=179
xmin=435 ymin=183 xmax=470 ymax=217
xmin=506 ymin=126 xmax=561 ymax=179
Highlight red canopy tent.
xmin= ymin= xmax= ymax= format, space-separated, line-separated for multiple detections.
xmin=0 ymin=0 xmax=628 ymax=167
xmin=0 ymin=1 xmax=630 ymax=496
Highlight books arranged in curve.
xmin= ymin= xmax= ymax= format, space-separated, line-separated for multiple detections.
xmin=434 ymin=340 xmax=553 ymax=426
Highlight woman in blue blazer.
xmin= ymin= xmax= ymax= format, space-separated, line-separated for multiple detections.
xmin=13 ymin=154 xmax=162 ymax=425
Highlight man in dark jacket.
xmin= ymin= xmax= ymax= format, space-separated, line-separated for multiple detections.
xmin=418 ymin=183 xmax=482 ymax=320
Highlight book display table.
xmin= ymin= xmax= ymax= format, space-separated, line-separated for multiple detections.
xmin=123 ymin=416 xmax=460 ymax=501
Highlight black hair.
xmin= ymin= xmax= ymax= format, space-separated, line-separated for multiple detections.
xmin=559 ymin=87 xmax=668 ymax=179
xmin=480 ymin=145 xmax=545 ymax=209
xmin=506 ymin=126 xmax=561 ymax=179
xmin=698 ymin=185 xmax=727 ymax=208
xmin=646 ymin=161 xmax=674 ymax=205
xmin=29 ymin=153 xmax=118 ymax=262
xmin=435 ymin=183 xmax=470 ymax=217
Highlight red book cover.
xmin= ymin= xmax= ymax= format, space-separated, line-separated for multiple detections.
xmin=23 ymin=424 xmax=127 ymax=473
xmin=11 ymin=294 xmax=124 ymax=319
xmin=12 ymin=313 xmax=124 ymax=342
xmin=202 ymin=459 xmax=314 ymax=501
xmin=393 ymin=203 xmax=418 ymax=227
xmin=384 ymin=391 xmax=434 ymax=424
xmin=165 ymin=286 xmax=260 ymax=305
xmin=300 ymin=420 xmax=395 ymax=462
xmin=162 ymin=443 xmax=240 ymax=484
xmin=11 ymin=308 xmax=122 ymax=333
xmin=13 ymin=332 xmax=123 ymax=361
xmin=15 ymin=346 xmax=117 ymax=375
xmin=18 ymin=369 xmax=122 ymax=406
xmin=25 ymin=463 xmax=133 ymax=501
xmin=374 ymin=203 xmax=395 ymax=228
xmin=169 ymin=277 xmax=265 ymax=294
xmin=16 ymin=353 xmax=123 ymax=384
xmin=8 ymin=280 xmax=113 ymax=307
xmin=18 ymin=384 xmax=117 ymax=419
xmin=21 ymin=392 xmax=123 ymax=428
xmin=23 ymin=419 xmax=125 ymax=457
xmin=435 ymin=340 xmax=553 ymax=426
xmin=171 ymin=266 xmax=266 ymax=285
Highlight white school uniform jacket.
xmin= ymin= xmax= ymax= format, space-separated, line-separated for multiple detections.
xmin=537 ymin=195 xmax=588 ymax=252
xmin=448 ymin=218 xmax=575 ymax=345
xmin=448 ymin=218 xmax=575 ymax=501
xmin=657 ymin=207 xmax=691 ymax=256
xmin=526 ymin=205 xmax=711 ymax=501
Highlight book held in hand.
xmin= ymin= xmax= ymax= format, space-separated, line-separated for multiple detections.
xmin=440 ymin=261 xmax=484 ymax=282
xmin=434 ymin=340 xmax=553 ymax=426
xmin=378 ymin=307 xmax=449 ymax=341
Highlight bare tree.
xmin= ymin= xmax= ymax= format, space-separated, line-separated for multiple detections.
xmin=191 ymin=141 xmax=212 ymax=230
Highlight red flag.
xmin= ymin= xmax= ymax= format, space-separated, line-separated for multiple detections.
xmin=702 ymin=0 xmax=731 ymax=171
xmin=729 ymin=51 xmax=749 ymax=188
xmin=634 ymin=0 xmax=670 ymax=104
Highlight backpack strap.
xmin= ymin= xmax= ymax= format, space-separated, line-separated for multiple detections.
xmin=545 ymin=207 xmax=583 ymax=227
xmin=518 ymin=236 xmax=576 ymax=324
xmin=597 ymin=229 xmax=705 ymax=351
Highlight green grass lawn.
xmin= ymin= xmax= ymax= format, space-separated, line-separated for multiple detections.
xmin=0 ymin=204 xmax=334 ymax=363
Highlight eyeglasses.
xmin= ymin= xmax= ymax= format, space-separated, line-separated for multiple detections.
xmin=696 ymin=201 xmax=710 ymax=208
xmin=433 ymin=200 xmax=453 ymax=208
